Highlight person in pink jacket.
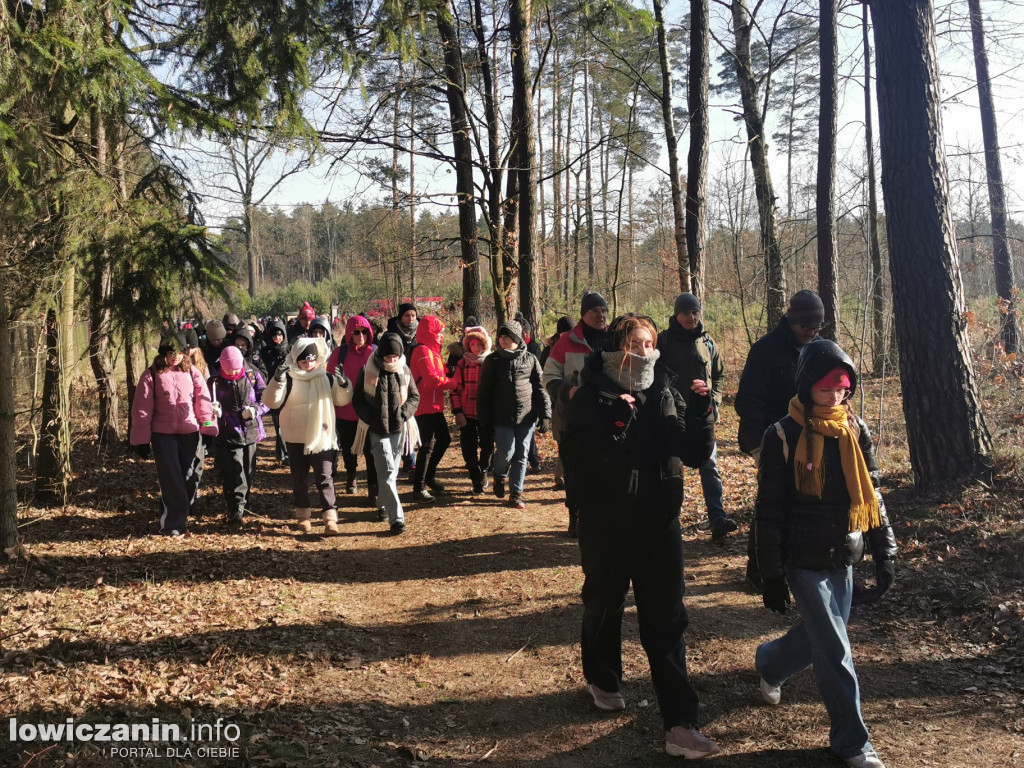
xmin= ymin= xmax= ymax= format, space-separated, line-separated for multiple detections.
xmin=130 ymin=332 xmax=219 ymax=536
xmin=408 ymin=315 xmax=457 ymax=502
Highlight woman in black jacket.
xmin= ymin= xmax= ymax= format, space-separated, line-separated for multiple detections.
xmin=561 ymin=313 xmax=720 ymax=760
xmin=754 ymin=339 xmax=897 ymax=768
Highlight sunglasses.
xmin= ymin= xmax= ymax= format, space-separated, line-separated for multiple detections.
xmin=351 ymin=329 xmax=370 ymax=337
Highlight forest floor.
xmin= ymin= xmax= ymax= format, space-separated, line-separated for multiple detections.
xmin=1 ymin=402 xmax=1023 ymax=768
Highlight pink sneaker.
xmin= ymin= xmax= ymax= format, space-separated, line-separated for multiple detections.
xmin=587 ymin=683 xmax=625 ymax=711
xmin=664 ymin=726 xmax=721 ymax=759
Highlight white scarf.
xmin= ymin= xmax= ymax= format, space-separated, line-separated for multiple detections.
xmin=602 ymin=349 xmax=659 ymax=393
xmin=288 ymin=338 xmax=338 ymax=454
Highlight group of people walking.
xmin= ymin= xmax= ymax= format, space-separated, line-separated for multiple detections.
xmin=128 ymin=289 xmax=896 ymax=767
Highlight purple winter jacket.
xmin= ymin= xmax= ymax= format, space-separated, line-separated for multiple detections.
xmin=210 ymin=367 xmax=269 ymax=445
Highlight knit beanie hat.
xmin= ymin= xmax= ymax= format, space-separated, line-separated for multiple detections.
xmin=581 ymin=292 xmax=608 ymax=315
xmin=465 ymin=315 xmax=479 ymax=328
xmin=498 ymin=320 xmax=524 ymax=347
xmin=222 ymin=313 xmax=240 ymax=331
xmin=299 ymin=301 xmax=316 ymax=321
xmin=205 ymin=319 xmax=227 ymax=343
xmin=158 ymin=331 xmax=188 ymax=356
xmin=377 ymin=332 xmax=405 ymax=359
xmin=673 ymin=292 xmax=701 ymax=315
xmin=787 ymin=290 xmax=825 ymax=327
xmin=556 ymin=315 xmax=574 ymax=334
xmin=812 ymin=366 xmax=852 ymax=391
xmin=183 ymin=328 xmax=200 ymax=349
xmin=397 ymin=302 xmax=417 ymax=320
xmin=219 ymin=346 xmax=245 ymax=380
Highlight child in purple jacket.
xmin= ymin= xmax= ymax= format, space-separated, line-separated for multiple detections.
xmin=210 ymin=346 xmax=268 ymax=525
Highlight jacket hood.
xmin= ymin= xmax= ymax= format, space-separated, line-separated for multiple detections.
xmin=233 ymin=325 xmax=256 ymax=351
xmin=795 ymin=339 xmax=857 ymax=403
xmin=309 ymin=315 xmax=333 ymax=338
xmin=345 ymin=314 xmax=374 ymax=346
xmin=415 ymin=315 xmax=445 ymax=352
xmin=288 ymin=337 xmax=329 ymax=370
xmin=461 ymin=326 xmax=492 ymax=354
xmin=265 ymin=319 xmax=288 ymax=344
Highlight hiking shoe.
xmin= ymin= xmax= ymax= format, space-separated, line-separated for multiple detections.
xmin=759 ymin=677 xmax=781 ymax=706
xmin=509 ymin=494 xmax=525 ymax=510
xmin=493 ymin=476 xmax=506 ymax=499
xmin=710 ymin=518 xmax=739 ymax=541
xmin=389 ymin=521 xmax=406 ymax=535
xmin=844 ymin=749 xmax=886 ymax=768
xmin=425 ymin=478 xmax=446 ymax=493
xmin=587 ymin=683 xmax=625 ymax=712
xmin=377 ymin=506 xmax=388 ymax=522
xmin=664 ymin=727 xmax=721 ymax=759
xmin=412 ymin=488 xmax=434 ymax=502
xmin=345 ymin=480 xmax=357 ymax=494
xmin=552 ymin=479 xmax=565 ymax=491
xmin=471 ymin=480 xmax=484 ymax=494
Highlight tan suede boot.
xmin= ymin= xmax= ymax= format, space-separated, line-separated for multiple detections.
xmin=293 ymin=507 xmax=312 ymax=533
xmin=323 ymin=508 xmax=339 ymax=536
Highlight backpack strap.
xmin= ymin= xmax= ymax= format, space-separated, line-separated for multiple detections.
xmin=773 ymin=421 xmax=789 ymax=463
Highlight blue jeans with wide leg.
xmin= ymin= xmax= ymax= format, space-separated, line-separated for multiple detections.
xmin=755 ymin=565 xmax=874 ymax=760
xmin=492 ymin=422 xmax=536 ymax=496
xmin=369 ymin=431 xmax=406 ymax=525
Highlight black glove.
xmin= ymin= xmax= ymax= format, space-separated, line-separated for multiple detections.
xmin=875 ymin=559 xmax=895 ymax=597
xmin=274 ymin=364 xmax=289 ymax=383
xmin=131 ymin=443 xmax=150 ymax=460
xmin=762 ymin=578 xmax=791 ymax=614
xmin=537 ymin=418 xmax=551 ymax=434
xmin=335 ymin=372 xmax=349 ymax=388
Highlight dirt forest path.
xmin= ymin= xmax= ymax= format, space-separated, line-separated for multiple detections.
xmin=2 ymin=415 xmax=1022 ymax=767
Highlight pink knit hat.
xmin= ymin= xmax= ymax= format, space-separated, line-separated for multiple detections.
xmin=812 ymin=366 xmax=851 ymax=390
xmin=219 ymin=346 xmax=245 ymax=380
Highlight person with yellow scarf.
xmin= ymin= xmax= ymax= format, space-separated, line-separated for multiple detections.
xmin=753 ymin=339 xmax=897 ymax=768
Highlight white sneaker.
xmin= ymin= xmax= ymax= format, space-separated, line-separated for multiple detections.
xmin=759 ymin=677 xmax=781 ymax=705
xmin=844 ymin=749 xmax=886 ymax=768
xmin=587 ymin=683 xmax=625 ymax=711
xmin=664 ymin=726 xmax=721 ymax=759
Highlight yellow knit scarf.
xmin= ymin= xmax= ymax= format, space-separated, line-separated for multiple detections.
xmin=788 ymin=397 xmax=881 ymax=532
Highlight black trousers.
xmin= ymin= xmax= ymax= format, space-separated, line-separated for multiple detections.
xmin=413 ymin=412 xmax=451 ymax=488
xmin=286 ymin=443 xmax=337 ymax=513
xmin=578 ymin=509 xmax=700 ymax=729
xmin=458 ymin=417 xmax=493 ymax=484
xmin=336 ymin=418 xmax=378 ymax=491
xmin=217 ymin=441 xmax=258 ymax=519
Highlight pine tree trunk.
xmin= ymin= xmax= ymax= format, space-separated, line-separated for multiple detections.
xmin=438 ymin=0 xmax=481 ymax=322
xmin=868 ymin=0 xmax=993 ymax=486
xmin=686 ymin=0 xmax=710 ymax=299
xmin=35 ymin=264 xmax=75 ymax=506
xmin=583 ymin=59 xmax=596 ymax=283
xmin=0 ymin=277 xmax=19 ymax=552
xmin=511 ymin=0 xmax=537 ymax=330
xmin=967 ymin=0 xmax=1018 ymax=353
xmin=862 ymin=4 xmax=886 ymax=374
xmin=653 ymin=0 xmax=691 ymax=295
xmin=731 ymin=0 xmax=787 ymax=327
xmin=816 ymin=0 xmax=839 ymax=339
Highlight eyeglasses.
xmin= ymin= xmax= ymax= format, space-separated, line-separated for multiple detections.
xmin=351 ymin=330 xmax=370 ymax=337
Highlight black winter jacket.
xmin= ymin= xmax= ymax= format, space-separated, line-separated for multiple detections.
xmin=352 ymin=363 xmax=420 ymax=436
xmin=262 ymin=320 xmax=290 ymax=379
xmin=477 ymin=348 xmax=550 ymax=428
xmin=734 ymin=317 xmax=804 ymax=455
xmin=561 ymin=358 xmax=715 ymax=522
xmin=657 ymin=317 xmax=724 ymax=419
xmin=755 ymin=414 xmax=898 ymax=579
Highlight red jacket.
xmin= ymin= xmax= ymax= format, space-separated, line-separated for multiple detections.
xmin=409 ymin=316 xmax=456 ymax=415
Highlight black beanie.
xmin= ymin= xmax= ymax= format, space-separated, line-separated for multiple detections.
xmin=184 ymin=329 xmax=200 ymax=349
xmin=377 ymin=332 xmax=405 ymax=359
xmin=465 ymin=315 xmax=479 ymax=328
xmin=581 ymin=292 xmax=608 ymax=315
xmin=158 ymin=331 xmax=188 ymax=356
xmin=498 ymin=321 xmax=524 ymax=347
xmin=787 ymin=290 xmax=825 ymax=327
xmin=397 ymin=303 xmax=417 ymax=320
xmin=673 ymin=293 xmax=701 ymax=315
xmin=556 ymin=315 xmax=574 ymax=334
